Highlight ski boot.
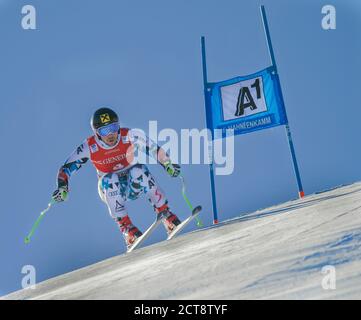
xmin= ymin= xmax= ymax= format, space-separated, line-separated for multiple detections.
xmin=116 ymin=215 xmax=143 ymax=249
xmin=155 ymin=204 xmax=181 ymax=235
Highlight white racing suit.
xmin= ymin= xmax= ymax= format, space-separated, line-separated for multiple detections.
xmin=98 ymin=164 xmax=168 ymax=219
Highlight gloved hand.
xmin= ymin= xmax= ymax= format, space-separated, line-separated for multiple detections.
xmin=52 ymin=186 xmax=69 ymax=203
xmin=163 ymin=161 xmax=181 ymax=178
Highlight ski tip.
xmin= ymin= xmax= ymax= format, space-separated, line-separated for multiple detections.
xmin=192 ymin=205 xmax=202 ymax=215
xmin=24 ymin=237 xmax=30 ymax=244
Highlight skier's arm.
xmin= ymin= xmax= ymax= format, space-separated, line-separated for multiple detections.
xmin=128 ymin=129 xmax=180 ymax=177
xmin=53 ymin=141 xmax=90 ymax=202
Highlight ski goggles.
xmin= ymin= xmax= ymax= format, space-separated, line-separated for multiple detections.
xmin=96 ymin=122 xmax=120 ymax=137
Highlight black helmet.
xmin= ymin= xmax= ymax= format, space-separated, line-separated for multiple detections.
xmin=91 ymin=107 xmax=119 ymax=131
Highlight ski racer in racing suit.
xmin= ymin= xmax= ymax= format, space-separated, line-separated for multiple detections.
xmin=52 ymin=107 xmax=181 ymax=249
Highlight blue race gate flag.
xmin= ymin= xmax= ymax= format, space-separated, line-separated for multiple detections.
xmin=205 ymin=66 xmax=288 ymax=136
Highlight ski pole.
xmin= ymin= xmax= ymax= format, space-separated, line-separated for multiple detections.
xmin=24 ymin=199 xmax=56 ymax=244
xmin=25 ymin=190 xmax=68 ymax=244
xmin=179 ymin=174 xmax=203 ymax=227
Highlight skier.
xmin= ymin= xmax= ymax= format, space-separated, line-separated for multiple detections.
xmin=52 ymin=107 xmax=182 ymax=249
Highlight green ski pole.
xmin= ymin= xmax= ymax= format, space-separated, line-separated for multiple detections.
xmin=24 ymin=190 xmax=67 ymax=244
xmin=179 ymin=174 xmax=203 ymax=227
xmin=24 ymin=200 xmax=54 ymax=244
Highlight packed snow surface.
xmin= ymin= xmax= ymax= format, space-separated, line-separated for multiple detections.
xmin=3 ymin=183 xmax=361 ymax=299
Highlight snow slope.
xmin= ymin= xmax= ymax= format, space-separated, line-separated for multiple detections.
xmin=3 ymin=182 xmax=361 ymax=300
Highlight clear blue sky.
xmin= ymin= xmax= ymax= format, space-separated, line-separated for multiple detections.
xmin=0 ymin=0 xmax=360 ymax=296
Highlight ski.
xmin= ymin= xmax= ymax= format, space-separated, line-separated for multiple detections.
xmin=126 ymin=213 xmax=163 ymax=253
xmin=127 ymin=205 xmax=202 ymax=252
xmin=167 ymin=205 xmax=202 ymax=240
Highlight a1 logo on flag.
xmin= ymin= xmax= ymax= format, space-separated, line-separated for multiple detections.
xmin=206 ymin=66 xmax=288 ymax=137
xmin=221 ymin=77 xmax=267 ymax=121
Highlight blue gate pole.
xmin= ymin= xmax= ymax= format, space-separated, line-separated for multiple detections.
xmin=260 ymin=5 xmax=305 ymax=198
xmin=201 ymin=36 xmax=220 ymax=224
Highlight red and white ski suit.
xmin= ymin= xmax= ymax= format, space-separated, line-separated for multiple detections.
xmin=56 ymin=128 xmax=169 ymax=220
